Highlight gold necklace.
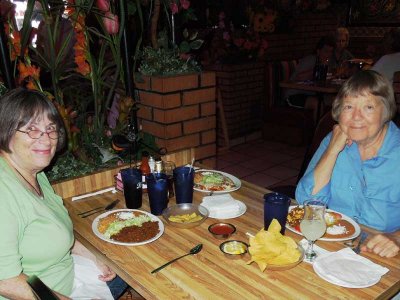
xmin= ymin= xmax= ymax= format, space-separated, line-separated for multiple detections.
xmin=12 ymin=165 xmax=43 ymax=197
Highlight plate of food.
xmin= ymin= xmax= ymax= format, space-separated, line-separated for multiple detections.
xmin=194 ymin=169 xmax=241 ymax=193
xmin=286 ymin=206 xmax=360 ymax=242
xmin=92 ymin=209 xmax=164 ymax=246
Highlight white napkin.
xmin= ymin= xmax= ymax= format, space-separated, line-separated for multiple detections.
xmin=313 ymin=247 xmax=389 ymax=288
xmin=70 ymin=254 xmax=113 ymax=300
xmin=71 ymin=187 xmax=117 ymax=201
xmin=299 ymin=238 xmax=331 ymax=264
xmin=201 ymin=194 xmax=241 ymax=218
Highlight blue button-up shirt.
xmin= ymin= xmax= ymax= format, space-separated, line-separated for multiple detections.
xmin=296 ymin=121 xmax=400 ymax=233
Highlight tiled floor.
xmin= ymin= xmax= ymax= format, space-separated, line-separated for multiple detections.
xmin=216 ymin=139 xmax=307 ymax=189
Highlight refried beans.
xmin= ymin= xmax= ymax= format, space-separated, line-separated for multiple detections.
xmin=111 ymin=221 xmax=159 ymax=243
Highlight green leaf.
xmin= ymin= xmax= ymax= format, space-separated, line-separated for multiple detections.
xmin=189 ymin=31 xmax=198 ymax=41
xmin=179 ymin=41 xmax=190 ymax=53
xmin=190 ymin=40 xmax=204 ymax=50
xmin=183 ymin=28 xmax=189 ymax=39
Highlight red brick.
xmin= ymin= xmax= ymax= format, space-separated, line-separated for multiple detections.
xmin=134 ymin=75 xmax=151 ymax=90
xmin=182 ymin=88 xmax=216 ymax=105
xmin=201 ymin=102 xmax=216 ymax=117
xmin=200 ymin=71 xmax=216 ymax=87
xmin=141 ymin=120 xmax=182 ymax=139
xmin=153 ymin=105 xmax=199 ymax=124
xmin=195 ymin=144 xmax=216 ymax=160
xmin=137 ymin=105 xmax=152 ymax=121
xmin=183 ymin=117 xmax=216 ymax=134
xmin=156 ymin=134 xmax=200 ymax=152
xmin=151 ymin=74 xmax=199 ymax=93
xmin=138 ymin=91 xmax=181 ymax=109
xmin=201 ymin=129 xmax=216 ymax=144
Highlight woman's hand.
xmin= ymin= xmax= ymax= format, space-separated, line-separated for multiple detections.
xmin=361 ymin=234 xmax=399 ymax=258
xmin=327 ymin=124 xmax=351 ymax=155
xmin=95 ymin=260 xmax=117 ymax=282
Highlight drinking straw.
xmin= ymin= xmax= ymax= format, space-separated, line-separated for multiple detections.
xmin=188 ymin=158 xmax=195 ymax=174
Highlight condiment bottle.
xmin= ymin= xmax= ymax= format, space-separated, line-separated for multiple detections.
xmin=148 ymin=155 xmax=156 ymax=173
xmin=140 ymin=151 xmax=150 ymax=192
xmin=155 ymin=158 xmax=163 ymax=174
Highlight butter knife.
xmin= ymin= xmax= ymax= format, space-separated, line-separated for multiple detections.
xmin=353 ymin=231 xmax=368 ymax=254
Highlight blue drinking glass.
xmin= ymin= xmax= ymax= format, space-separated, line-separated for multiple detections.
xmin=146 ymin=173 xmax=169 ymax=215
xmin=173 ymin=166 xmax=194 ymax=204
xmin=264 ymin=192 xmax=291 ymax=234
xmin=121 ymin=168 xmax=142 ymax=209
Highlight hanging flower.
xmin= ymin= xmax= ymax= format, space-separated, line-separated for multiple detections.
xmin=170 ymin=2 xmax=179 ymax=14
xmin=96 ymin=0 xmax=110 ymax=12
xmin=69 ymin=11 xmax=91 ymax=76
xmin=102 ymin=12 xmax=119 ymax=34
xmin=180 ymin=0 xmax=190 ymax=10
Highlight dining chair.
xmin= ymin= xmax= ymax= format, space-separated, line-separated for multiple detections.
xmin=26 ymin=275 xmax=60 ymax=300
xmin=268 ymin=110 xmax=336 ymax=199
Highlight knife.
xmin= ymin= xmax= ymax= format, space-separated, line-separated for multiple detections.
xmin=79 ymin=199 xmax=120 ymax=218
xmin=353 ymin=231 xmax=368 ymax=254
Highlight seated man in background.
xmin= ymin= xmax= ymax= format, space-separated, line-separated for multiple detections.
xmin=371 ymin=28 xmax=400 ymax=83
xmin=284 ymin=35 xmax=336 ymax=122
xmin=330 ymin=27 xmax=354 ymax=73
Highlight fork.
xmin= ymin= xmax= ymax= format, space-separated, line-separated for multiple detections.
xmin=353 ymin=231 xmax=368 ymax=254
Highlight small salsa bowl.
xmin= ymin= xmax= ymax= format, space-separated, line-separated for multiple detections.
xmin=208 ymin=223 xmax=236 ymax=239
xmin=219 ymin=240 xmax=249 ymax=259
xmin=162 ymin=203 xmax=209 ymax=228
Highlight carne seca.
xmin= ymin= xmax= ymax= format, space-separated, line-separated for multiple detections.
xmin=111 ymin=221 xmax=160 ymax=243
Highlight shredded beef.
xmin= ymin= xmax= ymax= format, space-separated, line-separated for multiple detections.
xmin=111 ymin=221 xmax=159 ymax=243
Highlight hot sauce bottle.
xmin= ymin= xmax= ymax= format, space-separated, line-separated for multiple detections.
xmin=140 ymin=151 xmax=150 ymax=192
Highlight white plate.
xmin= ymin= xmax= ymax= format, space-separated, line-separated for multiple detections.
xmin=285 ymin=206 xmax=361 ymax=242
xmin=207 ymin=200 xmax=247 ymax=219
xmin=313 ymin=252 xmax=382 ymax=288
xmin=193 ymin=169 xmax=241 ymax=194
xmin=92 ymin=209 xmax=164 ymax=246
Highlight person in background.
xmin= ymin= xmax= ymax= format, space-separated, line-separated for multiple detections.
xmin=330 ymin=27 xmax=354 ymax=76
xmin=0 ymin=88 xmax=128 ymax=299
xmin=284 ymin=35 xmax=336 ymax=122
xmin=371 ymin=28 xmax=400 ymax=83
xmin=296 ymin=70 xmax=399 ymax=258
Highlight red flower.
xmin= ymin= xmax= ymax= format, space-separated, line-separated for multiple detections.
xmin=103 ymin=12 xmax=119 ymax=34
xmin=180 ymin=0 xmax=190 ymax=10
xmin=96 ymin=0 xmax=110 ymax=12
xmin=170 ymin=2 xmax=179 ymax=14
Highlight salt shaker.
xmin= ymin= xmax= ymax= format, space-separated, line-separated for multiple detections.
xmin=148 ymin=156 xmax=156 ymax=173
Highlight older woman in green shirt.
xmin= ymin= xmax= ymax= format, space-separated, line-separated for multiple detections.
xmin=0 ymin=88 xmax=126 ymax=299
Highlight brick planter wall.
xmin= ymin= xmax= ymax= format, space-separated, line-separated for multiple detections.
xmin=206 ymin=62 xmax=265 ymax=147
xmin=135 ymin=72 xmax=217 ymax=168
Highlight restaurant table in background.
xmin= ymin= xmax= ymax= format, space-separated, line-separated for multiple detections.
xmin=64 ymin=180 xmax=400 ymax=300
xmin=280 ymin=80 xmax=342 ymax=121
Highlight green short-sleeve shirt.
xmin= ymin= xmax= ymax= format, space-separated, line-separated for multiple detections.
xmin=0 ymin=157 xmax=74 ymax=297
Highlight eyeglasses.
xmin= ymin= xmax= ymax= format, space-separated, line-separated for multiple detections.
xmin=16 ymin=129 xmax=59 ymax=140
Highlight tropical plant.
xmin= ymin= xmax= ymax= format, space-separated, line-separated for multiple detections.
xmin=1 ymin=0 xmax=158 ymax=180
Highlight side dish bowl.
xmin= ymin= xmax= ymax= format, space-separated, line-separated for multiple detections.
xmin=264 ymin=245 xmax=305 ymax=271
xmin=219 ymin=240 xmax=249 ymax=259
xmin=162 ymin=203 xmax=209 ymax=228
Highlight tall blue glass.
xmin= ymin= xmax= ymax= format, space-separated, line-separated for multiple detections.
xmin=146 ymin=173 xmax=169 ymax=215
xmin=173 ymin=166 xmax=194 ymax=204
xmin=264 ymin=192 xmax=291 ymax=234
xmin=121 ymin=168 xmax=142 ymax=209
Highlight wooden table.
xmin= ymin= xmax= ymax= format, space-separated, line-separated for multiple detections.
xmin=280 ymin=80 xmax=342 ymax=120
xmin=65 ymin=181 xmax=400 ymax=300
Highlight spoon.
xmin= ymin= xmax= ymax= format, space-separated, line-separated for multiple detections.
xmin=151 ymin=244 xmax=203 ymax=274
xmin=79 ymin=199 xmax=120 ymax=218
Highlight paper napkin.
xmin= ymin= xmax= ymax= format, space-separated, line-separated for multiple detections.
xmin=201 ymin=194 xmax=241 ymax=219
xmin=313 ymin=247 xmax=389 ymax=288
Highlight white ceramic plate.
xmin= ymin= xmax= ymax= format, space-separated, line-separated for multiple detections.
xmin=193 ymin=169 xmax=241 ymax=194
xmin=285 ymin=206 xmax=361 ymax=242
xmin=92 ymin=209 xmax=164 ymax=246
xmin=313 ymin=252 xmax=381 ymax=288
xmin=207 ymin=200 xmax=247 ymax=219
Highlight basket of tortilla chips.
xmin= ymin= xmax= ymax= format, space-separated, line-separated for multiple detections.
xmin=247 ymin=219 xmax=304 ymax=271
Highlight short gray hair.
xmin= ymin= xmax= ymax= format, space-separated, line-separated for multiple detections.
xmin=332 ymin=70 xmax=396 ymax=123
xmin=0 ymin=88 xmax=66 ymax=153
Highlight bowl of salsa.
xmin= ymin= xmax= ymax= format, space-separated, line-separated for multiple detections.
xmin=208 ymin=222 xmax=236 ymax=239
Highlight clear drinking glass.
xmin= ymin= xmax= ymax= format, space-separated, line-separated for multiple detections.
xmin=300 ymin=199 xmax=327 ymax=261
xmin=163 ymin=161 xmax=176 ymax=198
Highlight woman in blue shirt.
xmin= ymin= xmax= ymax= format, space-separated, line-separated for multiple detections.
xmin=296 ymin=70 xmax=399 ymax=258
